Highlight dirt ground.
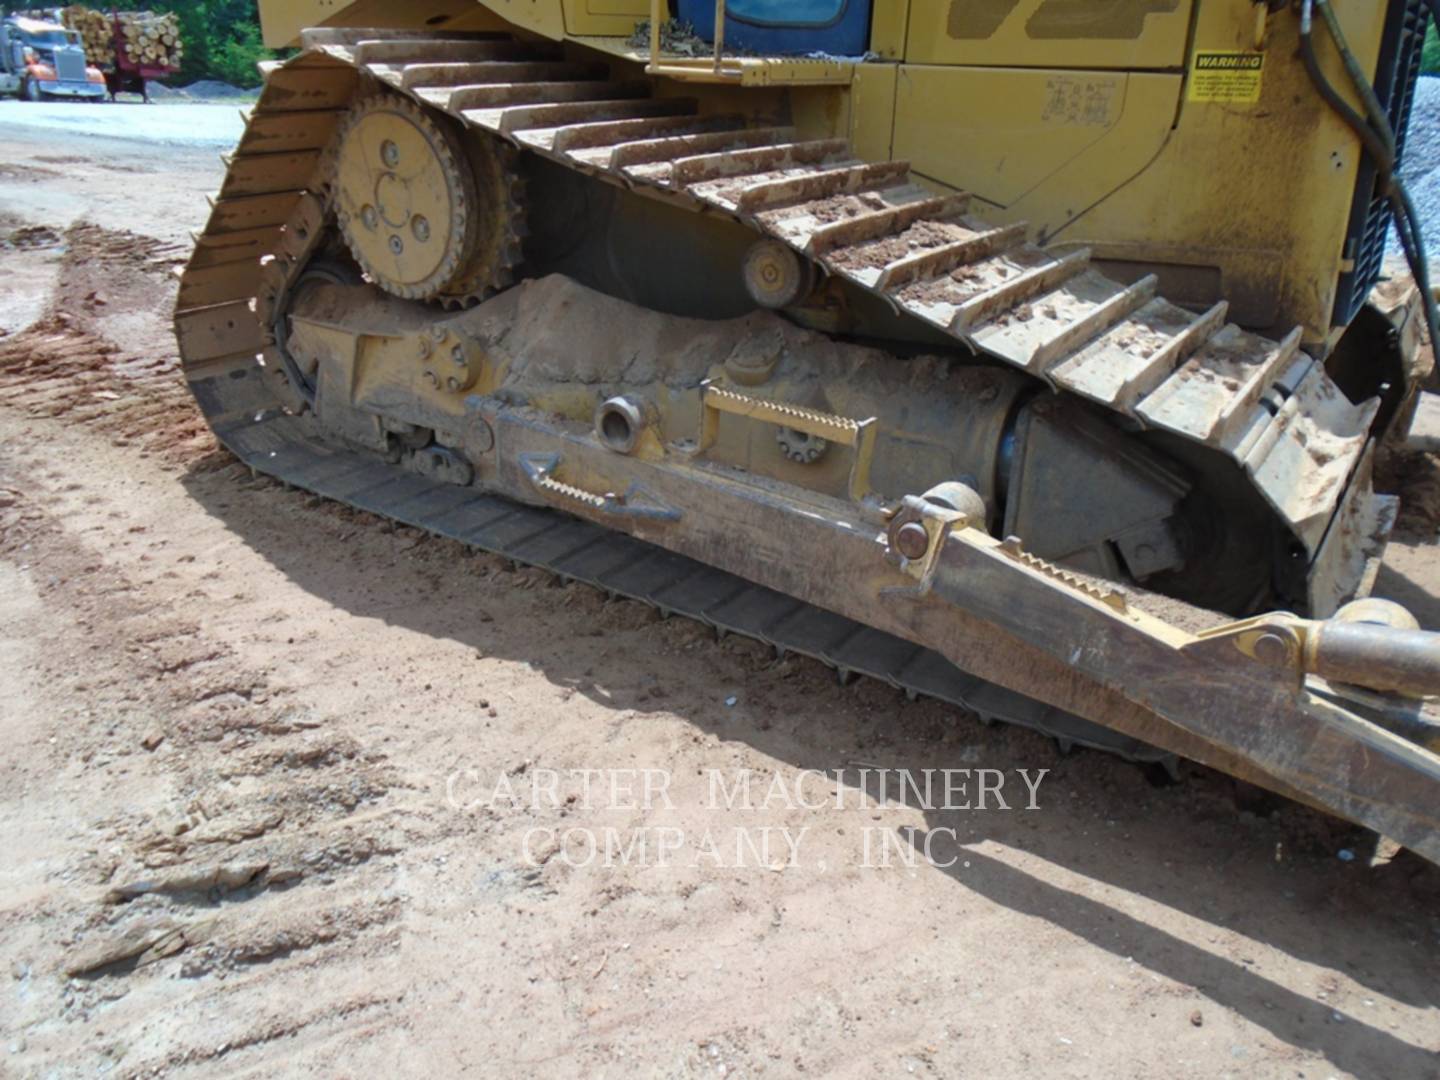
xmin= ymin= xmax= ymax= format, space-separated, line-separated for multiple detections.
xmin=1 ymin=120 xmax=1438 ymax=1080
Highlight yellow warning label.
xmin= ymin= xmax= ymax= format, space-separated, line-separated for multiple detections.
xmin=1188 ymin=51 xmax=1265 ymax=105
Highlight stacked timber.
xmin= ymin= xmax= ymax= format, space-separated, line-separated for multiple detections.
xmin=38 ymin=7 xmax=185 ymax=70
xmin=113 ymin=10 xmax=183 ymax=69
xmin=59 ymin=6 xmax=118 ymax=67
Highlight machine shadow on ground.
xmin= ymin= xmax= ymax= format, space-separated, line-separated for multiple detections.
xmin=178 ymin=449 xmax=1440 ymax=1074
xmin=899 ymin=831 xmax=1437 ymax=1078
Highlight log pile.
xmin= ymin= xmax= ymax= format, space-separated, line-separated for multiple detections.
xmin=112 ymin=10 xmax=183 ymax=70
xmin=59 ymin=7 xmax=117 ymax=66
xmin=33 ymin=7 xmax=186 ymax=71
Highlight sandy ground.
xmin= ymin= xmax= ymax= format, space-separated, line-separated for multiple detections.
xmin=0 ymin=115 xmax=1438 ymax=1080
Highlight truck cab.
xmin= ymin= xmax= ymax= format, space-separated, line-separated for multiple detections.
xmin=0 ymin=16 xmax=105 ymax=101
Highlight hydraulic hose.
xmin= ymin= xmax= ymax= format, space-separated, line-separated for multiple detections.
xmin=1299 ymin=0 xmax=1440 ymax=373
xmin=1298 ymin=1 xmax=1393 ymax=175
xmin=1316 ymin=0 xmax=1397 ymax=161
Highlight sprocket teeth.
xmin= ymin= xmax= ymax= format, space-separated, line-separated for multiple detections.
xmin=325 ymin=89 xmax=525 ymax=311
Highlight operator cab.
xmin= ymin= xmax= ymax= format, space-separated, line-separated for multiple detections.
xmin=0 ymin=16 xmax=105 ymax=101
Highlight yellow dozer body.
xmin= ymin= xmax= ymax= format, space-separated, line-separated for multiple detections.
xmin=175 ymin=0 xmax=1440 ymax=862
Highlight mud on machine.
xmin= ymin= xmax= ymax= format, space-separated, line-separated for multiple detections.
xmin=173 ymin=0 xmax=1440 ymax=862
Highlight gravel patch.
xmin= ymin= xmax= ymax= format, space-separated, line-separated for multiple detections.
xmin=1390 ymin=75 xmax=1440 ymax=258
xmin=147 ymin=79 xmax=260 ymax=104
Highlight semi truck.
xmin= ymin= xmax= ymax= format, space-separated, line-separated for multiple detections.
xmin=0 ymin=14 xmax=105 ymax=101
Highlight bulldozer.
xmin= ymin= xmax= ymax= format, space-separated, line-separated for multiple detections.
xmin=175 ymin=0 xmax=1440 ymax=864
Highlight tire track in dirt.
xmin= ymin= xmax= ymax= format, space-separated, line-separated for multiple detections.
xmin=0 ymin=222 xmax=449 ymax=1072
xmin=0 ymin=427 xmax=512 ymax=1076
xmin=0 ymin=222 xmax=211 ymax=467
xmin=0 ymin=470 xmax=417 ymax=1015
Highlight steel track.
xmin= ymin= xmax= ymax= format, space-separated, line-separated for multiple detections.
xmin=207 ymin=405 xmax=1171 ymax=765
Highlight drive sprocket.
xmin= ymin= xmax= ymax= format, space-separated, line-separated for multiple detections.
xmin=332 ymin=93 xmax=522 ymax=307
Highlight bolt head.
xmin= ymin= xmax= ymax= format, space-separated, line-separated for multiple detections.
xmin=423 ymin=370 xmax=439 ymax=387
xmin=895 ymin=521 xmax=930 ymax=561
xmin=412 ymin=215 xmax=430 ymax=242
xmin=360 ymin=205 xmax=378 ymax=231
xmin=388 ymin=235 xmax=404 ymax=256
xmin=743 ymin=239 xmax=809 ymax=309
xmin=1252 ymin=632 xmax=1291 ymax=666
xmin=380 ymin=139 xmax=400 ymax=167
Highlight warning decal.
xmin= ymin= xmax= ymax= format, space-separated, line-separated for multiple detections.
xmin=1188 ymin=51 xmax=1265 ymax=104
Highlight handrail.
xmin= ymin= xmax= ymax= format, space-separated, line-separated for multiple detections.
xmin=712 ymin=0 xmax=725 ymax=71
xmin=649 ymin=0 xmax=728 ymax=77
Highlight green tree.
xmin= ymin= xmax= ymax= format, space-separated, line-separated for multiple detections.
xmin=147 ymin=0 xmax=275 ymax=87
xmin=1424 ymin=21 xmax=1439 ymax=76
xmin=207 ymin=18 xmax=271 ymax=87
